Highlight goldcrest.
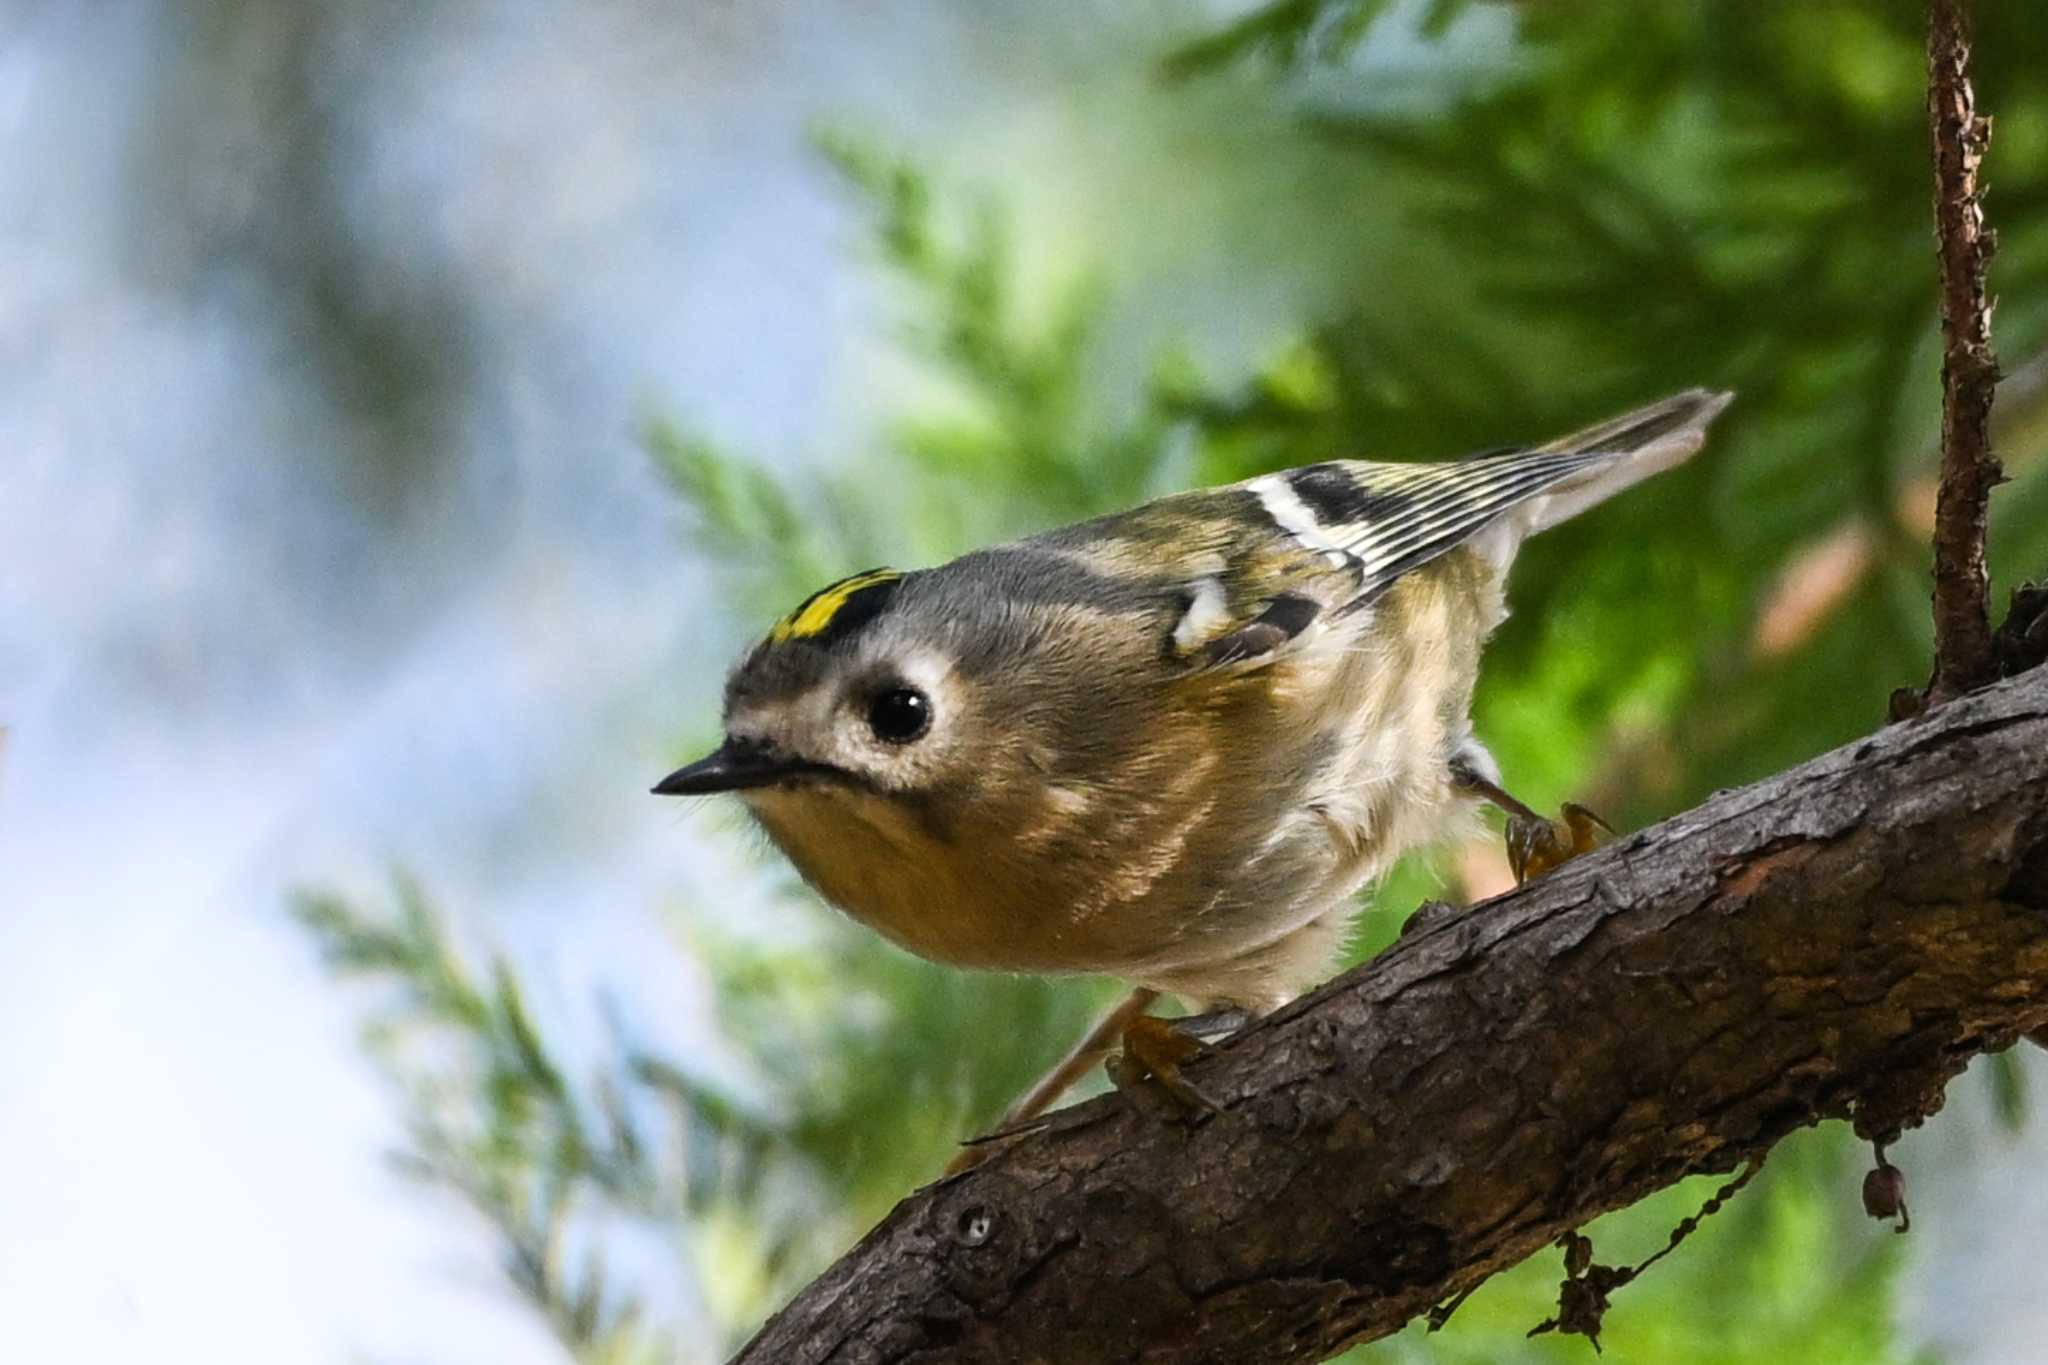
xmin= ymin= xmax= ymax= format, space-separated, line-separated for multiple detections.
xmin=659 ymin=391 xmax=1732 ymax=1015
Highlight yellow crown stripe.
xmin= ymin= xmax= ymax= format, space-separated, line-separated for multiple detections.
xmin=770 ymin=569 xmax=902 ymax=642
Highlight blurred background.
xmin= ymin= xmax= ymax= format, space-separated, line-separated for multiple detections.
xmin=5 ymin=1 xmax=2048 ymax=1361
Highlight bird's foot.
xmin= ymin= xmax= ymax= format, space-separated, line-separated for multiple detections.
xmin=1107 ymin=1013 xmax=1220 ymax=1115
xmin=1506 ymin=801 xmax=1614 ymax=885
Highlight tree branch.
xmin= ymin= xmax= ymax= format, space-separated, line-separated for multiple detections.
xmin=1919 ymin=0 xmax=2005 ymax=710
xmin=736 ymin=663 xmax=2048 ymax=1364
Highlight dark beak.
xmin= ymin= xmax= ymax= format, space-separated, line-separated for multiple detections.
xmin=652 ymin=739 xmax=831 ymax=796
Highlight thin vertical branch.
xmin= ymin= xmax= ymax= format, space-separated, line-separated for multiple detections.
xmin=1922 ymin=0 xmax=2004 ymax=706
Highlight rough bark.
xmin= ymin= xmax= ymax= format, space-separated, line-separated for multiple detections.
xmin=1918 ymin=0 xmax=2005 ymax=709
xmin=735 ymin=664 xmax=2048 ymax=1365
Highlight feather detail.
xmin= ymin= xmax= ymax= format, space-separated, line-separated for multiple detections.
xmin=1169 ymin=576 xmax=1234 ymax=653
xmin=1197 ymin=592 xmax=1321 ymax=668
xmin=1025 ymin=390 xmax=1732 ymax=679
xmin=1245 ymin=389 xmax=1733 ymax=609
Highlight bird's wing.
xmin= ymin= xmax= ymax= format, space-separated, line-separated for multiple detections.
xmin=1145 ymin=389 xmax=1733 ymax=672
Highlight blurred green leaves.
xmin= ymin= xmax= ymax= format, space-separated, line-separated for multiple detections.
xmin=827 ymin=133 xmax=1172 ymax=525
xmin=297 ymin=881 xmax=691 ymax=1365
xmin=295 ymin=873 xmax=1122 ymax=1356
xmin=1162 ymin=0 xmax=1483 ymax=80
xmin=644 ymin=130 xmax=1187 ymax=611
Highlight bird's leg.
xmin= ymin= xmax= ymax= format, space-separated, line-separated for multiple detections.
xmin=1002 ymin=986 xmax=1159 ymax=1125
xmin=943 ymin=986 xmax=1158 ymax=1176
xmin=1453 ymin=764 xmax=1614 ymax=885
xmin=945 ymin=993 xmax=1248 ymax=1174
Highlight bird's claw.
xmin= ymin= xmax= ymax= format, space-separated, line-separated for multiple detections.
xmin=1506 ymin=801 xmax=1613 ymax=885
xmin=1108 ymin=1013 xmax=1220 ymax=1115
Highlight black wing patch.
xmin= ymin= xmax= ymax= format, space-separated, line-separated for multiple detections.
xmin=1200 ymin=591 xmax=1321 ymax=667
xmin=1284 ymin=464 xmax=1419 ymax=528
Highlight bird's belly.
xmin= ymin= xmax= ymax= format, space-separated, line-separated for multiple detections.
xmin=1099 ymin=567 xmax=1499 ymax=985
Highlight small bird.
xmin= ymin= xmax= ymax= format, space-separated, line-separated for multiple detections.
xmin=657 ymin=389 xmax=1733 ymax=1145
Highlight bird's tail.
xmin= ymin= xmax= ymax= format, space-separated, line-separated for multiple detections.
xmin=1514 ymin=387 xmax=1735 ymax=537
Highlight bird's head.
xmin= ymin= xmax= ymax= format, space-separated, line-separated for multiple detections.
xmin=651 ymin=553 xmax=1201 ymax=970
xmin=655 ymin=568 xmax=982 ymax=804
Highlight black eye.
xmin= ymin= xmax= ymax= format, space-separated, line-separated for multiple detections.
xmin=866 ymin=686 xmax=931 ymax=744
